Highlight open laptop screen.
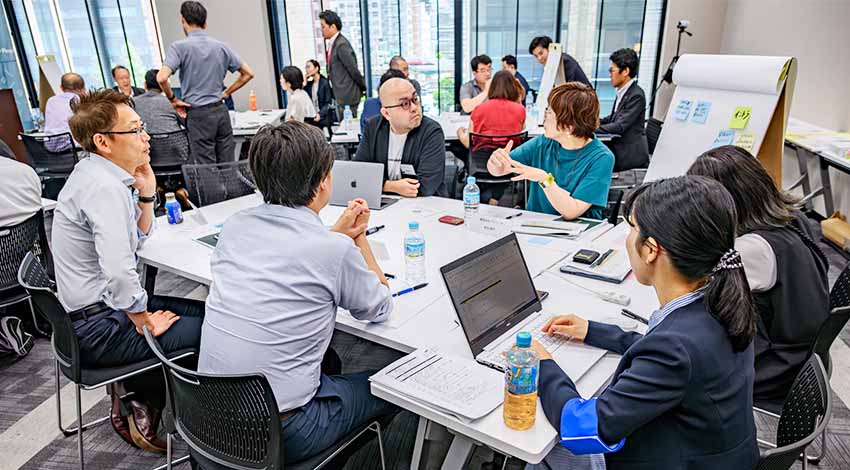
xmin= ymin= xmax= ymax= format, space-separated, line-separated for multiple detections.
xmin=440 ymin=234 xmax=541 ymax=357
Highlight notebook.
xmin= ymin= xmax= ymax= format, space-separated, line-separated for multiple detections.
xmin=559 ymin=247 xmax=632 ymax=284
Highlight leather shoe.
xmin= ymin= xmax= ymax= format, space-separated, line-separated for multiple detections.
xmin=127 ymin=399 xmax=167 ymax=453
xmin=110 ymin=385 xmax=136 ymax=448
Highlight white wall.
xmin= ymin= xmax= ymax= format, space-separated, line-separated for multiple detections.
xmin=154 ymin=0 xmax=278 ymax=111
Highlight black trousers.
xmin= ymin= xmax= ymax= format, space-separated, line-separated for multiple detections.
xmin=74 ymin=295 xmax=205 ymax=405
xmin=185 ymin=101 xmax=235 ymax=164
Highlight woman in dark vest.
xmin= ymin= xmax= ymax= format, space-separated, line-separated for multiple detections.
xmin=688 ymin=145 xmax=829 ymax=411
xmin=530 ymin=176 xmax=759 ymax=469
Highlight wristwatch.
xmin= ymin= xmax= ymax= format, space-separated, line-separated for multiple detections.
xmin=138 ymin=194 xmax=158 ymax=209
xmin=538 ymin=173 xmax=556 ymax=190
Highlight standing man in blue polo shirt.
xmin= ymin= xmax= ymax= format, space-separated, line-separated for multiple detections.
xmin=157 ymin=1 xmax=254 ymax=164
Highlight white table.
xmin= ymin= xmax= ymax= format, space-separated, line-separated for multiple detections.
xmin=785 ymin=118 xmax=850 ymax=215
xmin=230 ymin=109 xmax=285 ymax=160
xmin=136 ymin=196 xmax=657 ymax=468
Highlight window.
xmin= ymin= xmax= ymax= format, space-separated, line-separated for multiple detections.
xmin=368 ymin=0 xmax=400 ymax=93
xmin=515 ymin=0 xmax=558 ymax=93
xmin=1 ymin=2 xmax=34 ymax=129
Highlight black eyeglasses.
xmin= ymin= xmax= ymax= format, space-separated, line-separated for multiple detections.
xmin=100 ymin=122 xmax=147 ymax=137
xmin=384 ymin=95 xmax=420 ymax=111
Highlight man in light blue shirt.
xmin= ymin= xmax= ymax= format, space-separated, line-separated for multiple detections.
xmin=156 ymin=1 xmax=254 ymax=164
xmin=52 ymin=89 xmax=205 ymax=452
xmin=198 ymin=121 xmax=396 ymax=464
xmin=44 ymin=73 xmax=86 ymax=151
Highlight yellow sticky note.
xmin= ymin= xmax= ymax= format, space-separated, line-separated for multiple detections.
xmin=730 ymin=106 xmax=752 ymax=129
xmin=734 ymin=131 xmax=756 ymax=153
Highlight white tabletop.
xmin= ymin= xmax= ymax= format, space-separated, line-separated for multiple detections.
xmin=786 ymin=117 xmax=850 ymax=169
xmin=231 ymin=109 xmax=285 ymax=136
xmin=136 ymin=195 xmax=657 ymax=464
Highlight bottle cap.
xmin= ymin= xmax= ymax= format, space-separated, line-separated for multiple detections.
xmin=467 ymin=176 xmax=476 ymax=184
xmin=165 ymin=192 xmax=175 ymax=198
xmin=408 ymin=221 xmax=419 ymax=230
xmin=516 ymin=331 xmax=532 ymax=348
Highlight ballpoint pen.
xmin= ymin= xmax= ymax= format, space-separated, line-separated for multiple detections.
xmin=384 ymin=273 xmax=396 ymax=279
xmin=366 ymin=225 xmax=386 ymax=236
xmin=505 ymin=212 xmax=523 ymax=219
xmin=392 ymin=283 xmax=428 ymax=297
xmin=621 ymin=308 xmax=649 ymax=325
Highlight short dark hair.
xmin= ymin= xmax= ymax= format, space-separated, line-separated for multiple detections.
xmin=548 ymin=82 xmax=599 ymax=139
xmin=501 ymin=55 xmax=518 ymax=68
xmin=180 ymin=1 xmax=206 ymax=27
xmin=60 ymin=73 xmax=85 ymax=92
xmin=144 ymin=69 xmax=160 ymax=90
xmin=470 ymin=54 xmax=491 ymax=72
xmin=318 ymin=10 xmax=342 ymax=31
xmin=624 ymin=176 xmax=758 ymax=352
xmin=68 ymin=89 xmax=132 ymax=154
xmin=610 ymin=48 xmax=639 ymax=78
xmin=249 ymin=122 xmax=335 ymax=207
xmin=488 ymin=70 xmax=521 ymax=102
xmin=379 ymin=69 xmax=406 ymax=89
xmin=389 ymin=55 xmax=406 ymax=69
xmin=307 ymin=59 xmax=320 ymax=70
xmin=281 ymin=66 xmax=304 ymax=90
xmin=688 ymin=145 xmax=801 ymax=234
xmin=529 ymin=36 xmax=553 ymax=55
xmin=111 ymin=65 xmax=129 ymax=78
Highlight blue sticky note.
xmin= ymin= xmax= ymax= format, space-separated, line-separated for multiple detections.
xmin=527 ymin=236 xmax=553 ymax=246
xmin=673 ymin=99 xmax=692 ymax=121
xmin=712 ymin=129 xmax=736 ymax=148
xmin=691 ymin=101 xmax=711 ymax=124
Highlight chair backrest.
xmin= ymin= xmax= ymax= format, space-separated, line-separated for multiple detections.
xmin=143 ymin=328 xmax=281 ymax=470
xmin=809 ymin=305 xmax=850 ymax=377
xmin=605 ymin=190 xmax=624 ymax=225
xmin=19 ymin=132 xmax=79 ymax=175
xmin=182 ymin=161 xmax=256 ymax=207
xmin=645 ymin=118 xmax=663 ymax=156
xmin=17 ymin=253 xmax=81 ymax=380
xmin=468 ymin=131 xmax=527 ymax=178
xmin=829 ymin=262 xmax=850 ymax=309
xmin=0 ymin=210 xmax=52 ymax=293
xmin=445 ymin=156 xmax=460 ymax=200
xmin=148 ymin=129 xmax=190 ymax=169
xmin=754 ymin=355 xmax=832 ymax=470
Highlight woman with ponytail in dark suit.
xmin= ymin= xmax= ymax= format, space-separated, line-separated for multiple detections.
xmin=530 ymin=176 xmax=759 ymax=470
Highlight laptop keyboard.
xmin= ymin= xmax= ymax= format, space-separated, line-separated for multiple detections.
xmin=478 ymin=315 xmax=570 ymax=370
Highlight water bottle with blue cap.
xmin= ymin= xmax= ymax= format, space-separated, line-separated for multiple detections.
xmin=463 ymin=176 xmax=480 ymax=231
xmin=404 ymin=221 xmax=426 ymax=284
xmin=504 ymin=331 xmax=539 ymax=430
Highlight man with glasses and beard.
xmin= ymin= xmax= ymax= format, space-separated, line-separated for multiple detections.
xmin=354 ymin=78 xmax=446 ymax=198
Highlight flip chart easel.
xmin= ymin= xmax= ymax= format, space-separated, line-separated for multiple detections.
xmin=37 ymin=55 xmax=63 ymax=114
xmin=535 ymin=43 xmax=566 ymax=126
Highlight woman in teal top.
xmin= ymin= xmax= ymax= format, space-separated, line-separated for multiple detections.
xmin=488 ymin=82 xmax=614 ymax=220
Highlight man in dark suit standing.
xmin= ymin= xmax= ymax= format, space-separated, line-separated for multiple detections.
xmin=319 ymin=10 xmax=367 ymax=119
xmin=528 ymin=36 xmax=592 ymax=89
xmin=598 ymin=48 xmax=650 ymax=171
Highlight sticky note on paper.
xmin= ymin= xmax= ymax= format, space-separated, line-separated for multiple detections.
xmin=527 ymin=236 xmax=553 ymax=246
xmin=673 ymin=99 xmax=693 ymax=121
xmin=713 ymin=129 xmax=736 ymax=148
xmin=729 ymin=106 xmax=752 ymax=129
xmin=734 ymin=131 xmax=756 ymax=152
xmin=691 ymin=101 xmax=712 ymax=124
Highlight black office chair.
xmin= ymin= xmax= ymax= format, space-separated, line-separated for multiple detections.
xmin=19 ymin=132 xmax=80 ymax=178
xmin=16 ymin=253 xmax=195 ymax=470
xmin=754 ymin=355 xmax=832 ymax=470
xmin=445 ymin=153 xmax=462 ymax=200
xmin=605 ymin=190 xmax=625 ymax=225
xmin=0 ymin=210 xmax=52 ymax=336
xmin=149 ymin=129 xmax=190 ymax=178
xmin=645 ymin=118 xmax=663 ymax=156
xmin=468 ymin=131 xmax=528 ymax=206
xmin=142 ymin=327 xmax=388 ymax=470
xmin=182 ymin=161 xmax=256 ymax=207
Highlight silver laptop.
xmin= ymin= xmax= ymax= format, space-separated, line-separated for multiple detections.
xmin=441 ymin=234 xmax=597 ymax=372
xmin=330 ymin=161 xmax=398 ymax=210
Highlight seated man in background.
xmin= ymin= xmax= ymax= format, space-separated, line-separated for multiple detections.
xmin=598 ymin=48 xmax=650 ymax=171
xmin=199 ymin=122 xmax=396 ymax=464
xmin=360 ymin=68 xmax=405 ymax=134
xmin=0 ymin=156 xmax=41 ymax=227
xmin=44 ymin=72 xmax=87 ymax=151
xmin=355 ymin=78 xmax=446 ymax=198
xmin=53 ymin=89 xmax=205 ymax=452
xmin=111 ymin=65 xmax=145 ymax=98
xmin=389 ymin=55 xmax=422 ymax=97
xmin=133 ymin=69 xmax=183 ymax=134
xmin=459 ymin=54 xmax=492 ymax=114
xmin=280 ymin=65 xmax=317 ymax=122
xmin=501 ymin=55 xmax=531 ymax=101
xmin=529 ymin=36 xmax=592 ymax=88
xmin=487 ymin=82 xmax=614 ymax=220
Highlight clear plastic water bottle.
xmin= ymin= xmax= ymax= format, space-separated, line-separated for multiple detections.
xmin=343 ymin=106 xmax=353 ymax=132
xmin=504 ymin=331 xmax=539 ymax=430
xmin=463 ymin=176 xmax=480 ymax=232
xmin=404 ymin=221 xmax=426 ymax=284
xmin=164 ymin=192 xmax=183 ymax=225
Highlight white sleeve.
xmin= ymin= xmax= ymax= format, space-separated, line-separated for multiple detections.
xmin=736 ymin=233 xmax=777 ymax=293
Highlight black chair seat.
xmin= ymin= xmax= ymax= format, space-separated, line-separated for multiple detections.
xmin=0 ymin=286 xmax=29 ymax=307
xmin=64 ymin=348 xmax=196 ymax=388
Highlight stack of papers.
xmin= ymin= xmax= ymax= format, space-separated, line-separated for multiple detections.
xmin=370 ymin=349 xmax=504 ymax=421
xmin=560 ymin=247 xmax=632 ymax=284
xmin=513 ymin=218 xmax=607 ymax=240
